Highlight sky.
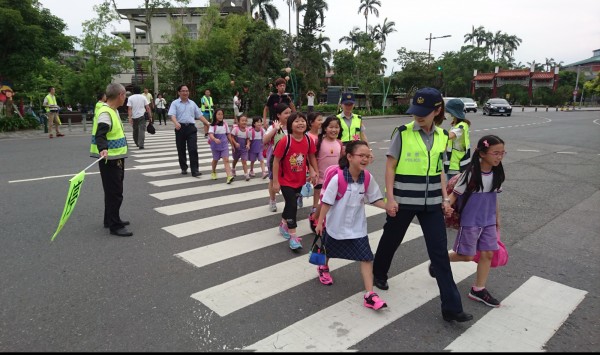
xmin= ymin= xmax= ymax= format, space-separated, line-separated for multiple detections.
xmin=40 ymin=0 xmax=600 ymax=75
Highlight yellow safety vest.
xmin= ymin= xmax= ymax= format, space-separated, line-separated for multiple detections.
xmin=201 ymin=96 xmax=214 ymax=118
xmin=445 ymin=121 xmax=471 ymax=172
xmin=45 ymin=94 xmax=57 ymax=112
xmin=336 ymin=113 xmax=362 ymax=143
xmin=393 ymin=121 xmax=448 ymax=209
xmin=90 ymin=104 xmax=128 ymax=159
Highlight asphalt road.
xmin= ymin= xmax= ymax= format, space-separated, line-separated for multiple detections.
xmin=0 ymin=109 xmax=599 ymax=351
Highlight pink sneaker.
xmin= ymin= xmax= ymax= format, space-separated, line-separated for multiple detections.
xmin=364 ymin=292 xmax=387 ymax=310
xmin=317 ymin=265 xmax=333 ymax=285
xmin=249 ymin=170 xmax=256 ymax=177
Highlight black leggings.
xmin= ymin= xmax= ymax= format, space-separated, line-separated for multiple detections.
xmin=280 ymin=185 xmax=302 ymax=229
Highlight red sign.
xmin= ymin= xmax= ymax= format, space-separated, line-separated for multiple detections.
xmin=573 ymin=90 xmax=578 ymax=95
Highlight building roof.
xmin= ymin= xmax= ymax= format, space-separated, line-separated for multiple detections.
xmin=473 ymin=73 xmax=495 ymax=81
xmin=564 ymin=54 xmax=600 ymax=68
xmin=531 ymin=72 xmax=555 ymax=80
xmin=496 ymin=69 xmax=531 ymax=78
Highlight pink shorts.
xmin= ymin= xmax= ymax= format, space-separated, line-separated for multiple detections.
xmin=452 ymin=225 xmax=498 ymax=256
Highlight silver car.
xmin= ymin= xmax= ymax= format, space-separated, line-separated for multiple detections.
xmin=459 ymin=97 xmax=478 ymax=113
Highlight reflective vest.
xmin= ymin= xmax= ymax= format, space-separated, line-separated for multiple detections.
xmin=393 ymin=121 xmax=448 ymax=209
xmin=445 ymin=121 xmax=471 ymax=172
xmin=201 ymin=96 xmax=214 ymax=118
xmin=45 ymin=94 xmax=57 ymax=112
xmin=90 ymin=104 xmax=128 ymax=159
xmin=336 ymin=113 xmax=362 ymax=143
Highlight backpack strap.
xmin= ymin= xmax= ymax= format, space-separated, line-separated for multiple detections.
xmin=393 ymin=125 xmax=407 ymax=170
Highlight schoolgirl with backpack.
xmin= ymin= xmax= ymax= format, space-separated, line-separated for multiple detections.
xmin=248 ymin=116 xmax=268 ymax=179
xmin=314 ymin=140 xmax=388 ymax=311
xmin=208 ymin=109 xmax=234 ymax=184
xmin=263 ymin=103 xmax=290 ymax=212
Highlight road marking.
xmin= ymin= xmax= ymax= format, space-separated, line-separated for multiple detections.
xmin=150 ymin=178 xmax=267 ymax=200
xmin=143 ymin=167 xmax=225 ymax=177
xmin=244 ymin=261 xmax=477 ymax=351
xmin=149 ymin=170 xmax=266 ymax=187
xmin=134 ymin=151 xmax=215 ymax=163
xmin=445 ymin=276 xmax=587 ymax=352
xmin=176 ymin=206 xmax=384 ymax=268
xmin=517 ymin=149 xmax=540 ymax=152
xmin=556 ymin=151 xmax=577 ymax=154
xmin=156 ymin=189 xmax=269 ymax=215
xmin=192 ymin=220 xmax=423 ymax=317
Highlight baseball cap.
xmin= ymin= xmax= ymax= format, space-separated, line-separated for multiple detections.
xmin=406 ymin=88 xmax=443 ymax=117
xmin=341 ymin=92 xmax=355 ymax=105
xmin=445 ymin=98 xmax=465 ymax=119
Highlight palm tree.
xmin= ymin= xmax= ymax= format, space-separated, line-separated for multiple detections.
xmin=464 ymin=25 xmax=486 ymax=47
xmin=339 ymin=27 xmax=362 ymax=52
xmin=299 ymin=0 xmax=328 ymax=27
xmin=316 ymin=34 xmax=332 ymax=71
xmin=251 ymin=0 xmax=280 ymax=27
xmin=374 ymin=17 xmax=396 ymax=53
xmin=285 ymin=0 xmax=303 ymax=37
xmin=358 ymin=0 xmax=381 ymax=34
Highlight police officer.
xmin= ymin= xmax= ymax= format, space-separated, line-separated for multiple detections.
xmin=90 ymin=83 xmax=132 ymax=237
xmin=337 ymin=92 xmax=368 ymax=145
xmin=372 ymin=87 xmax=473 ymax=323
xmin=201 ymin=89 xmax=214 ymax=138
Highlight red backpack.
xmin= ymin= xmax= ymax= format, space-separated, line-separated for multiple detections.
xmin=444 ymin=173 xmax=463 ymax=229
xmin=320 ymin=166 xmax=371 ymax=201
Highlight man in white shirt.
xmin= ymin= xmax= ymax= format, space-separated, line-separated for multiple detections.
xmin=127 ymin=86 xmax=152 ymax=149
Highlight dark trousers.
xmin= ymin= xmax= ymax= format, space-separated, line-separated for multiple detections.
xmin=175 ymin=123 xmax=199 ymax=173
xmin=373 ymin=208 xmax=464 ymax=313
xmin=99 ymin=158 xmax=125 ymax=231
xmin=281 ymin=185 xmax=302 ymax=229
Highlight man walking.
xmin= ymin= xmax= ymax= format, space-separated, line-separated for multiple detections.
xmin=262 ymin=78 xmax=296 ymax=129
xmin=43 ymin=86 xmax=64 ymax=139
xmin=169 ymin=85 xmax=210 ymax=177
xmin=90 ymin=83 xmax=132 ymax=237
xmin=127 ymin=86 xmax=152 ymax=149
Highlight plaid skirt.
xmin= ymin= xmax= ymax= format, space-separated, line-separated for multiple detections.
xmin=322 ymin=230 xmax=373 ymax=261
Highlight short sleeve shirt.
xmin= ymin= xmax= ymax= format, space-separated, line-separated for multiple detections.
xmin=168 ymin=98 xmax=201 ymax=124
xmin=273 ymin=135 xmax=316 ymax=188
xmin=265 ymin=93 xmax=293 ymax=123
xmin=453 ymin=171 xmax=502 ymax=227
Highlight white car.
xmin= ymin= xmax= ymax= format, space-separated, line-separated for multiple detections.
xmin=459 ymin=97 xmax=478 ymax=113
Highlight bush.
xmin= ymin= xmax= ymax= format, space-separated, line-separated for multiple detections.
xmin=0 ymin=114 xmax=41 ymax=132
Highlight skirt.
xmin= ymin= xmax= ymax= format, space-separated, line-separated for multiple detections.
xmin=322 ymin=230 xmax=373 ymax=261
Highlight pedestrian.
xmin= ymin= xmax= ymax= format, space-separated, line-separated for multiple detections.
xmin=306 ymin=90 xmax=316 ymax=113
xmin=201 ymin=89 xmax=214 ymax=138
xmin=95 ymin=92 xmax=107 ymax=117
xmin=263 ymin=103 xmax=291 ymax=212
xmin=309 ymin=115 xmax=344 ymax=233
xmin=90 ymin=83 xmax=132 ymax=237
xmin=233 ymin=90 xmax=242 ymax=119
xmin=168 ymin=84 xmax=210 ymax=177
xmin=208 ymin=108 xmax=234 ymax=183
xmin=262 ymin=78 xmax=296 ymax=129
xmin=240 ymin=85 xmax=251 ymax=115
xmin=248 ymin=116 xmax=267 ymax=179
xmin=272 ymin=112 xmax=318 ymax=250
xmin=229 ymin=114 xmax=251 ymax=180
xmin=372 ymin=87 xmax=473 ymax=323
xmin=155 ymin=93 xmax=167 ymax=125
xmin=443 ymin=135 xmax=506 ymax=308
xmin=314 ymin=140 xmax=388 ymax=310
xmin=444 ymin=99 xmax=472 ymax=180
xmin=337 ymin=92 xmax=368 ymax=145
xmin=127 ymin=86 xmax=153 ymax=149
xmin=306 ymin=111 xmax=323 ymax=143
xmin=43 ymin=86 xmax=64 ymax=138
xmin=142 ymin=87 xmax=154 ymax=112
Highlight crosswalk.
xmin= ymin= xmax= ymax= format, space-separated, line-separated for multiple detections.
xmin=131 ymin=129 xmax=588 ymax=352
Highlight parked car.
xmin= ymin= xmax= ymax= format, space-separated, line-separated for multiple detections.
xmin=483 ymin=98 xmax=512 ymax=116
xmin=459 ymin=97 xmax=478 ymax=113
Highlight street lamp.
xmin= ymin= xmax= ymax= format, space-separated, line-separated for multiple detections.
xmin=426 ymin=33 xmax=451 ymax=65
xmin=282 ymin=59 xmax=297 ymax=104
xmin=132 ymin=46 xmax=137 ymax=85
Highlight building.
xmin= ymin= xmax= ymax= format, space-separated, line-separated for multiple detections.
xmin=113 ymin=1 xmax=247 ymax=89
xmin=563 ymin=49 xmax=600 ymax=81
xmin=472 ymin=65 xmax=559 ymax=100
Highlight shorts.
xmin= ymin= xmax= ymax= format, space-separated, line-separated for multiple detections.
xmin=232 ymin=148 xmax=248 ymax=161
xmin=249 ymin=151 xmax=263 ymax=162
xmin=202 ymin=112 xmax=212 ymax=123
xmin=212 ymin=149 xmax=229 ymax=160
xmin=452 ymin=225 xmax=498 ymax=256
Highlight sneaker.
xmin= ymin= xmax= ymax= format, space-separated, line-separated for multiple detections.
xmin=49 ymin=134 xmax=54 ymax=138
xmin=211 ymin=172 xmax=217 ymax=180
xmin=269 ymin=200 xmax=277 ymax=212
xmin=245 ymin=174 xmax=250 ymax=181
xmin=317 ymin=265 xmax=333 ymax=285
xmin=56 ymin=133 xmax=65 ymax=137
xmin=249 ymin=170 xmax=256 ymax=177
xmin=297 ymin=195 xmax=303 ymax=208
xmin=262 ymin=171 xmax=268 ymax=179
xmin=364 ymin=292 xmax=388 ymax=310
xmin=468 ymin=287 xmax=501 ymax=308
xmin=308 ymin=213 xmax=317 ymax=234
xmin=289 ymin=235 xmax=303 ymax=250
xmin=226 ymin=175 xmax=234 ymax=184
xmin=278 ymin=221 xmax=290 ymax=240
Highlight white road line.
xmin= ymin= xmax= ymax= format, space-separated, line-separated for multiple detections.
xmin=556 ymin=152 xmax=577 ymax=154
xmin=244 ymin=261 xmax=477 ymax=352
xmin=517 ymin=149 xmax=540 ymax=152
xmin=149 ymin=168 xmax=258 ymax=187
xmin=445 ymin=276 xmax=587 ymax=352
xmin=176 ymin=206 xmax=384 ymax=268
xmin=156 ymin=189 xmax=268 ymax=215
xmin=150 ymin=178 xmax=267 ymax=200
xmin=143 ymin=167 xmax=225 ymax=177
xmin=192 ymin=220 xmax=423 ymax=317
xmin=134 ymin=151 xmax=216 ymax=163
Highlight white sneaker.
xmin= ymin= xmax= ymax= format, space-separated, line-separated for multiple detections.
xmin=245 ymin=174 xmax=250 ymax=181
xmin=269 ymin=200 xmax=277 ymax=212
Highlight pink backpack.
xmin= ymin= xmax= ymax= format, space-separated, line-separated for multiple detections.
xmin=320 ymin=166 xmax=371 ymax=201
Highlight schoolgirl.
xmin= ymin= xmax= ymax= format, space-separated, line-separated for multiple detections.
xmin=229 ymin=114 xmax=251 ymax=181
xmin=263 ymin=103 xmax=291 ymax=212
xmin=248 ymin=116 xmax=267 ymax=179
xmin=208 ymin=108 xmax=234 ymax=184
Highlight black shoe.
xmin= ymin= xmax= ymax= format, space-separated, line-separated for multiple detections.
xmin=428 ymin=262 xmax=436 ymax=278
xmin=181 ymin=170 xmax=188 ymax=175
xmin=139 ymin=146 xmax=144 ymax=149
xmin=192 ymin=171 xmax=202 ymax=177
xmin=104 ymin=220 xmax=130 ymax=228
xmin=442 ymin=310 xmax=473 ymax=322
xmin=374 ymin=278 xmax=389 ymax=290
xmin=110 ymin=227 xmax=133 ymax=237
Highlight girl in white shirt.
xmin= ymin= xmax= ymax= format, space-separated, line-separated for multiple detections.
xmin=315 ymin=140 xmax=388 ymax=311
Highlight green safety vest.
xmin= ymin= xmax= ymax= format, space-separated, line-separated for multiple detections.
xmin=445 ymin=121 xmax=471 ymax=172
xmin=336 ymin=113 xmax=362 ymax=143
xmin=45 ymin=94 xmax=57 ymax=112
xmin=201 ymin=96 xmax=214 ymax=118
xmin=393 ymin=121 xmax=448 ymax=209
xmin=90 ymin=105 xmax=128 ymax=159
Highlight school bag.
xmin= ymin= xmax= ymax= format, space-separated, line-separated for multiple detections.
xmin=320 ymin=166 xmax=371 ymax=201
xmin=473 ymin=229 xmax=508 ymax=267
xmin=208 ymin=121 xmax=229 ymax=145
xmin=444 ymin=174 xmax=463 ymax=229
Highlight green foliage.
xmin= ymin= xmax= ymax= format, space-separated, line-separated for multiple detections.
xmin=583 ymin=73 xmax=600 ymax=97
xmin=0 ymin=114 xmax=40 ymax=132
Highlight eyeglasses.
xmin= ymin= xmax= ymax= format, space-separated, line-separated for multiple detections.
xmin=488 ymin=151 xmax=507 ymax=157
xmin=352 ymin=153 xmax=373 ymax=159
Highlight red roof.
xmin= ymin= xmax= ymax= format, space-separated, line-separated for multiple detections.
xmin=474 ymin=73 xmax=495 ymax=81
xmin=496 ymin=70 xmax=531 ymax=78
xmin=531 ymin=72 xmax=555 ymax=80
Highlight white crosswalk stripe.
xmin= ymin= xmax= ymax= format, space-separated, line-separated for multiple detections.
xmin=133 ymin=131 xmax=588 ymax=352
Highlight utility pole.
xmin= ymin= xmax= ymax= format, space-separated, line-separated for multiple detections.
xmin=426 ymin=33 xmax=451 ymax=65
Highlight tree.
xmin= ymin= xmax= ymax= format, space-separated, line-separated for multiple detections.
xmin=332 ymin=49 xmax=356 ymax=89
xmin=339 ymin=27 xmax=362 ymax=53
xmin=251 ymin=0 xmax=279 ymax=27
xmin=373 ymin=17 xmax=396 ymax=53
xmin=357 ymin=0 xmax=381 ymax=34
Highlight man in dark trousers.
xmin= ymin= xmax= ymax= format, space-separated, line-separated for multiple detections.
xmin=90 ymin=83 xmax=132 ymax=237
xmin=373 ymin=87 xmax=473 ymax=323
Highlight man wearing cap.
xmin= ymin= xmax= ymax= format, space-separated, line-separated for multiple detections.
xmin=372 ymin=87 xmax=473 ymax=323
xmin=336 ymin=92 xmax=368 ymax=145
xmin=444 ymin=98 xmax=471 ymax=179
